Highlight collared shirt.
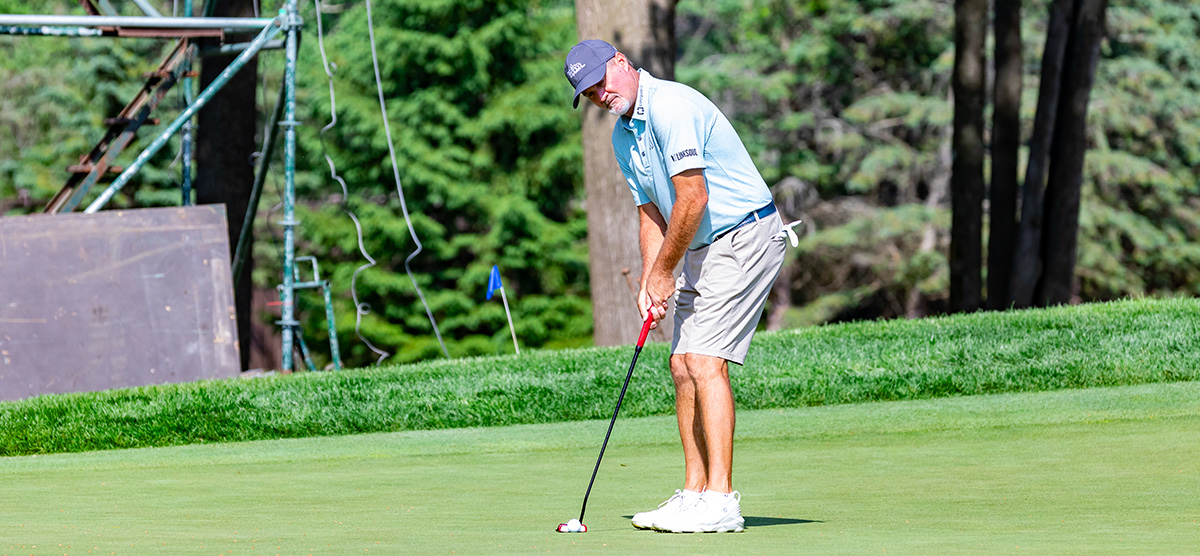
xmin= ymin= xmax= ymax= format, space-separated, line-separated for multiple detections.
xmin=611 ymin=70 xmax=772 ymax=249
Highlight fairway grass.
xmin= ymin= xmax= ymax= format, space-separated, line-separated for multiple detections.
xmin=3 ymin=382 xmax=1198 ymax=555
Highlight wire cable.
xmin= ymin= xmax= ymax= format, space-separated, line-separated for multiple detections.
xmin=312 ymin=0 xmax=390 ymax=365
xmin=363 ymin=0 xmax=449 ymax=357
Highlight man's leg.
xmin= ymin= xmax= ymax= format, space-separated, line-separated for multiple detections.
xmin=653 ymin=352 xmax=743 ymax=533
xmin=631 ymin=354 xmax=708 ymax=530
xmin=684 ymin=353 xmax=734 ymax=493
xmin=670 ymin=354 xmax=708 ymax=492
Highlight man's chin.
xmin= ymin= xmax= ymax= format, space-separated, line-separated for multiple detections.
xmin=607 ymin=99 xmax=631 ymax=116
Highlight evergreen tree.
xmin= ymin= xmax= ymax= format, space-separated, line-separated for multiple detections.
xmin=675 ymin=0 xmax=1199 ymax=325
xmin=273 ymin=0 xmax=592 ymax=366
xmin=1 ymin=0 xmax=1196 ymax=367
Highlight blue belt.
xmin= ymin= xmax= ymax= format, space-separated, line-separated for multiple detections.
xmin=714 ymin=203 xmax=777 ymax=242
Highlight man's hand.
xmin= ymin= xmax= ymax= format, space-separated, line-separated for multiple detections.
xmin=639 ymin=268 xmax=674 ymax=328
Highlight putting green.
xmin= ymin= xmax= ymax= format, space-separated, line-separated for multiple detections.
xmin=2 ymin=382 xmax=1198 ymax=555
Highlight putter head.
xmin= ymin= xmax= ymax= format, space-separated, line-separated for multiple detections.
xmin=556 ymin=519 xmax=587 ymax=533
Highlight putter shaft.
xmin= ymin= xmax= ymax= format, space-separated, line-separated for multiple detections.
xmin=577 ymin=313 xmax=654 ymax=523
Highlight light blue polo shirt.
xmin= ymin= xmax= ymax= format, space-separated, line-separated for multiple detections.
xmin=612 ymin=70 xmax=772 ymax=249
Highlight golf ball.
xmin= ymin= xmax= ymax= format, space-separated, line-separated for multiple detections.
xmin=567 ymin=519 xmax=584 ymax=532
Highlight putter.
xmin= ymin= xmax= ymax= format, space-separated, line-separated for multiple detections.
xmin=557 ymin=310 xmax=655 ymax=533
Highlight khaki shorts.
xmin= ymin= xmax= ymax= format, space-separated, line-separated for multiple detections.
xmin=672 ymin=211 xmax=786 ymax=365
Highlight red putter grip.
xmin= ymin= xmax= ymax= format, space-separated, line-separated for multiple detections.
xmin=636 ymin=310 xmax=653 ymax=348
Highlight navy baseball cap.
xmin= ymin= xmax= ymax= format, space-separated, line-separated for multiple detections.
xmin=565 ymin=39 xmax=616 ymax=108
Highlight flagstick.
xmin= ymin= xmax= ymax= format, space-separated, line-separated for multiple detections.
xmin=498 ymin=286 xmax=520 ymax=355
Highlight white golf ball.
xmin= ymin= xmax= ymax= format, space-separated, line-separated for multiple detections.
xmin=567 ymin=519 xmax=583 ymax=532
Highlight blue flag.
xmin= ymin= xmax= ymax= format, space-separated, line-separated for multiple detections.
xmin=486 ymin=265 xmax=503 ymax=300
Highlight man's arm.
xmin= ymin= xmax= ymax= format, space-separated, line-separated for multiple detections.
xmin=637 ymin=202 xmax=667 ymax=323
xmin=643 ymin=168 xmax=708 ymax=322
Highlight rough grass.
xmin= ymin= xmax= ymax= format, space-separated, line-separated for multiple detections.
xmin=1 ymin=297 xmax=1197 ymax=456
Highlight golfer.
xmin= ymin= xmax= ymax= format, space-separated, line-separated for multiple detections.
xmin=565 ymin=39 xmax=787 ymax=533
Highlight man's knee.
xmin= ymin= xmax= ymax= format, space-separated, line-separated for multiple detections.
xmin=681 ymin=353 xmax=729 ymax=382
xmin=669 ymin=354 xmax=691 ymax=385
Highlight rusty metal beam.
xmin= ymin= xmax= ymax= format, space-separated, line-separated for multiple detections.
xmin=45 ymin=39 xmax=196 ymax=213
xmin=78 ymin=0 xmax=102 ymax=16
xmin=107 ymin=27 xmax=224 ymax=38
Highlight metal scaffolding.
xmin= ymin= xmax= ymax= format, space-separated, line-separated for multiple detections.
xmin=0 ymin=14 xmax=275 ymax=30
xmin=1 ymin=1 xmax=339 ymax=372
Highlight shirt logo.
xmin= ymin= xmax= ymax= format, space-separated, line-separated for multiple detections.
xmin=566 ymin=62 xmax=586 ymax=79
xmin=670 ymin=148 xmax=698 ymax=162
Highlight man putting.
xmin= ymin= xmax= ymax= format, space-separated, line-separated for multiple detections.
xmin=565 ymin=40 xmax=788 ymax=533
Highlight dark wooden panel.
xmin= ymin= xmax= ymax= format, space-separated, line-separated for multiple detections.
xmin=0 ymin=206 xmax=240 ymax=401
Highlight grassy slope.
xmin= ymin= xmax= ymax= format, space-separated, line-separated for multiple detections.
xmin=1 ymin=297 xmax=1197 ymax=455
xmin=1 ymin=382 xmax=1198 ymax=555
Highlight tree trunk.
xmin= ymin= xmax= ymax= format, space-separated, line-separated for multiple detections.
xmin=1010 ymin=0 xmax=1074 ymax=308
xmin=1037 ymin=0 xmax=1107 ymax=305
xmin=949 ymin=0 xmax=987 ymax=313
xmin=575 ymin=0 xmax=677 ymax=346
xmin=196 ymin=0 xmax=259 ymax=369
xmin=987 ymin=0 xmax=1022 ymax=310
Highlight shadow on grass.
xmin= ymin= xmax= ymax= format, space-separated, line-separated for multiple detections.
xmin=621 ymin=515 xmax=820 ymax=528
xmin=744 ymin=516 xmax=820 ymax=527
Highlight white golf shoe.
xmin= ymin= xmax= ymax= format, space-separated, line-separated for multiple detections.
xmin=653 ymin=490 xmax=744 ymax=533
xmin=630 ymin=489 xmax=701 ymax=530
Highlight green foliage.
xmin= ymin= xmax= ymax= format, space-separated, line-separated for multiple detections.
xmin=1 ymin=297 xmax=1196 ymax=456
xmin=676 ymin=0 xmax=956 ymax=321
xmin=0 ymin=37 xmax=85 ymax=207
xmin=1084 ymin=1 xmax=1200 ymax=300
xmin=0 ymin=2 xmax=196 ymax=214
xmin=1 ymin=0 xmax=1197 ymax=364
xmin=275 ymin=0 xmax=590 ymax=366
xmin=677 ymin=0 xmax=1200 ymax=321
xmin=1 ymin=1 xmax=590 ymax=366
xmin=678 ymin=0 xmax=953 ymax=195
xmin=780 ymin=202 xmax=948 ymax=326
